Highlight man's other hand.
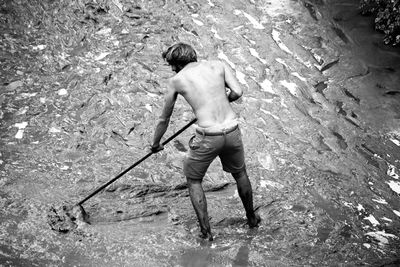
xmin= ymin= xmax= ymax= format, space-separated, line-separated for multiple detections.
xmin=151 ymin=143 xmax=164 ymax=153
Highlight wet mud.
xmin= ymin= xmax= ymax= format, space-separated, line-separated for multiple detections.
xmin=1 ymin=0 xmax=400 ymax=266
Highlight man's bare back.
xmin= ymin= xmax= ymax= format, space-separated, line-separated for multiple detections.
xmin=169 ymin=60 xmax=243 ymax=128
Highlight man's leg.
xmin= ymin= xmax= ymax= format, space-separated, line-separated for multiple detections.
xmin=186 ymin=177 xmax=213 ymax=241
xmin=231 ymin=168 xmax=261 ymax=227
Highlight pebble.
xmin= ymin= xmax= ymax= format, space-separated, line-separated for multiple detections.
xmin=96 ymin=28 xmax=112 ymax=35
xmin=49 ymin=127 xmax=61 ymax=133
xmin=364 ymin=215 xmax=380 ymax=226
xmin=381 ymin=217 xmax=392 ymax=222
xmin=357 ymin=204 xmax=365 ymax=212
xmin=211 ymin=27 xmax=223 ymax=40
xmin=14 ymin=122 xmax=28 ymax=139
xmin=258 ymin=79 xmax=274 ymax=94
xmin=32 ymin=44 xmax=46 ymax=50
xmin=280 ymin=80 xmax=298 ymax=96
xmin=58 ymin=89 xmax=68 ymax=96
xmin=249 ymin=47 xmax=267 ymax=64
xmin=363 ymin=243 xmax=371 ymax=249
xmin=235 ymin=70 xmax=248 ymax=87
xmin=15 ymin=130 xmax=24 ymax=139
xmin=192 ymin=18 xmax=204 ymax=26
xmin=260 ymin=179 xmax=284 ymax=189
xmin=372 ymin=198 xmax=388 ymax=204
xmin=95 ymin=52 xmax=110 ymax=61
xmin=6 ymin=80 xmax=23 ymax=91
xmin=20 ymin=92 xmax=37 ymax=98
xmin=291 ymin=72 xmax=307 ymax=82
xmin=16 ymin=106 xmax=28 ymax=115
xmin=234 ymin=10 xmax=265 ymax=29
xmin=257 ymin=152 xmax=276 ymax=171
xmin=272 ymin=29 xmax=293 ymax=55
xmin=145 ymin=104 xmax=152 ymax=112
xmin=365 ymin=231 xmax=397 ymax=246
xmin=387 ymin=164 xmax=399 ymax=179
xmin=389 ymin=138 xmax=400 ymax=147
xmin=386 ymin=180 xmax=400 ymax=194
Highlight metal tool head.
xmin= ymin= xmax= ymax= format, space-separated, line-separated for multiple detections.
xmin=47 ymin=203 xmax=90 ymax=233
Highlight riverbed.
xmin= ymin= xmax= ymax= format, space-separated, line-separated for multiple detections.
xmin=1 ymin=0 xmax=399 ymax=266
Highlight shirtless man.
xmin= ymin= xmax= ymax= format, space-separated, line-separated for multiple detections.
xmin=151 ymin=43 xmax=260 ymax=241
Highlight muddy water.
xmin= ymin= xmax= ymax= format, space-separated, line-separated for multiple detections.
xmin=1 ymin=0 xmax=400 ymax=266
xmin=322 ymin=0 xmax=400 ymax=133
xmin=324 ymin=0 xmax=400 ymax=68
xmin=325 ymin=1 xmax=400 ymax=99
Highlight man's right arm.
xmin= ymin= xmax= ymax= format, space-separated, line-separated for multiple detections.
xmin=222 ymin=61 xmax=243 ymax=102
xmin=151 ymin=81 xmax=177 ymax=152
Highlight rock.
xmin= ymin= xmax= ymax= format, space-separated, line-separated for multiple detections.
xmin=6 ymin=80 xmax=23 ymax=91
xmin=257 ymin=152 xmax=277 ymax=171
xmin=14 ymin=122 xmax=28 ymax=139
xmin=57 ymin=89 xmax=68 ymax=96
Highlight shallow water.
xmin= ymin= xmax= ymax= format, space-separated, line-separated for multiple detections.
xmin=325 ymin=0 xmax=400 ymax=67
xmin=1 ymin=0 xmax=400 ymax=265
xmin=321 ymin=0 xmax=400 ymax=135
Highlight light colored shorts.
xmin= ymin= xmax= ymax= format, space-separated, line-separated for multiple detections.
xmin=183 ymin=125 xmax=246 ymax=180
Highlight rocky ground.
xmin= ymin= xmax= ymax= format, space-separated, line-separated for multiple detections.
xmin=1 ymin=0 xmax=400 ymax=266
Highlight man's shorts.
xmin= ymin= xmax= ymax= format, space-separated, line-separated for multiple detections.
xmin=183 ymin=125 xmax=246 ymax=180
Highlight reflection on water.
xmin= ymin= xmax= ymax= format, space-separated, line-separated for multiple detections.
xmin=180 ymin=248 xmax=213 ymax=267
xmin=232 ymin=236 xmax=253 ymax=267
xmin=179 ymin=232 xmax=256 ymax=267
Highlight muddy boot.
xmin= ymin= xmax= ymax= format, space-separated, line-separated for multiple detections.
xmin=247 ymin=213 xmax=261 ymax=228
xmin=199 ymin=227 xmax=214 ymax=241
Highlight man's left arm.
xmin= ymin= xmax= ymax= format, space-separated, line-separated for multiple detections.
xmin=151 ymin=83 xmax=177 ymax=152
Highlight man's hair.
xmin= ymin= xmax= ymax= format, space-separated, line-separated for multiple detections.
xmin=162 ymin=43 xmax=197 ymax=66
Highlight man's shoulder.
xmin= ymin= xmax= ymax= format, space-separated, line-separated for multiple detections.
xmin=196 ymin=60 xmax=226 ymax=74
xmin=182 ymin=60 xmax=224 ymax=71
xmin=168 ymin=72 xmax=186 ymax=92
xmin=168 ymin=75 xmax=180 ymax=86
xmin=203 ymin=59 xmax=224 ymax=66
xmin=171 ymin=60 xmax=224 ymax=80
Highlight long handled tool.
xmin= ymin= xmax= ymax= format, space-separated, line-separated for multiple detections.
xmin=48 ymin=118 xmax=197 ymax=232
xmin=77 ymin=118 xmax=197 ymax=207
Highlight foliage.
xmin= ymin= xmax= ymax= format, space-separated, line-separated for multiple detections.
xmin=359 ymin=0 xmax=400 ymax=46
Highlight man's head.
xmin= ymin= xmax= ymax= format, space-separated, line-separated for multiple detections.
xmin=162 ymin=43 xmax=197 ymax=73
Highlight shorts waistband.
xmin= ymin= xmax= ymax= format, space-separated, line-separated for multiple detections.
xmin=196 ymin=124 xmax=238 ymax=136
